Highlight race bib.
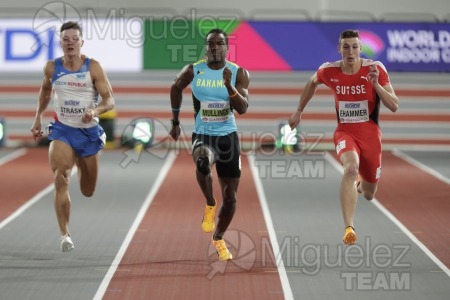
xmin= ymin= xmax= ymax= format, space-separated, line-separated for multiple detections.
xmin=200 ymin=100 xmax=231 ymax=123
xmin=338 ymin=100 xmax=369 ymax=123
xmin=59 ymin=106 xmax=86 ymax=118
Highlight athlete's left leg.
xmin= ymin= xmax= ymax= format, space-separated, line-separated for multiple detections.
xmin=213 ymin=177 xmax=239 ymax=240
xmin=339 ymin=150 xmax=360 ymax=230
xmin=192 ymin=145 xmax=217 ymax=206
xmin=75 ymin=154 xmax=99 ymax=197
xmin=358 ymin=140 xmax=382 ymax=201
xmin=359 ymin=180 xmax=378 ymax=200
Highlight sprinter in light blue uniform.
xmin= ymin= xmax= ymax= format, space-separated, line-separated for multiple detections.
xmin=191 ymin=59 xmax=239 ymax=135
xmin=169 ymin=28 xmax=250 ymax=260
xmin=31 ymin=21 xmax=115 ymax=253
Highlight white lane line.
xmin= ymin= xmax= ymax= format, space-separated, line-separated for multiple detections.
xmin=0 ymin=183 xmax=53 ymax=230
xmin=393 ymin=149 xmax=450 ymax=186
xmin=93 ymin=151 xmax=177 ymax=300
xmin=0 ymin=148 xmax=27 ymax=166
xmin=324 ymin=152 xmax=450 ymax=278
xmin=0 ymin=166 xmax=78 ymax=231
xmin=247 ymin=154 xmax=294 ymax=300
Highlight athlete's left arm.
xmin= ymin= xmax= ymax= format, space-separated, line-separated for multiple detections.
xmin=224 ymin=67 xmax=250 ymax=115
xmin=87 ymin=59 xmax=116 ymax=121
xmin=368 ymin=64 xmax=399 ymax=113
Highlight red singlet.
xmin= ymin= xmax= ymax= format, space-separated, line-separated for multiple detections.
xmin=317 ymin=59 xmax=391 ymax=183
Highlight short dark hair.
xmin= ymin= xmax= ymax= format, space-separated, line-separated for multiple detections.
xmin=60 ymin=21 xmax=83 ymax=36
xmin=339 ymin=29 xmax=359 ymax=42
xmin=205 ymin=28 xmax=228 ymax=45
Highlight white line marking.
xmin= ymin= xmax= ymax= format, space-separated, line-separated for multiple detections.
xmin=0 ymin=148 xmax=27 ymax=166
xmin=0 ymin=161 xmax=77 ymax=231
xmin=93 ymin=151 xmax=177 ymax=300
xmin=392 ymin=149 xmax=450 ymax=186
xmin=0 ymin=183 xmax=53 ymax=230
xmin=247 ymin=154 xmax=294 ymax=300
xmin=324 ymin=152 xmax=450 ymax=278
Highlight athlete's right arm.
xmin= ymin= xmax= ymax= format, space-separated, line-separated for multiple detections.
xmin=31 ymin=61 xmax=54 ymax=141
xmin=169 ymin=64 xmax=194 ymax=141
xmin=288 ymin=72 xmax=320 ymax=130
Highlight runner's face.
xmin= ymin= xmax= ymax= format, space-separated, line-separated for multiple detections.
xmin=60 ymin=29 xmax=83 ymax=56
xmin=339 ymin=37 xmax=361 ymax=65
xmin=205 ymin=33 xmax=228 ymax=64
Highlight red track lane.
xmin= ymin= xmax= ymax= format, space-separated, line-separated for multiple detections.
xmin=376 ymin=152 xmax=450 ymax=268
xmin=0 ymin=148 xmax=53 ymax=222
xmin=102 ymin=151 xmax=284 ymax=299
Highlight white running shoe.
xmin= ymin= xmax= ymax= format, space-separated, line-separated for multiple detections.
xmin=60 ymin=234 xmax=75 ymax=253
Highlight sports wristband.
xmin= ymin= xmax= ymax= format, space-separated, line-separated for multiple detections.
xmin=229 ymin=91 xmax=239 ymax=98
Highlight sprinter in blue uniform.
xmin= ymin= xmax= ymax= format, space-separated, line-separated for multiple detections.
xmin=31 ymin=21 xmax=115 ymax=253
xmin=169 ymin=28 xmax=250 ymax=260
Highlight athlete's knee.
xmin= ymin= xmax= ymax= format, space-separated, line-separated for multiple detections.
xmin=343 ymin=162 xmax=359 ymax=179
xmin=80 ymin=186 xmax=95 ymax=197
xmin=223 ymin=195 xmax=236 ymax=208
xmin=196 ymin=156 xmax=211 ymax=175
xmin=220 ymin=197 xmax=236 ymax=218
xmin=363 ymin=191 xmax=374 ymax=201
xmin=81 ymin=189 xmax=95 ymax=197
xmin=54 ymin=169 xmax=70 ymax=190
xmin=363 ymin=186 xmax=377 ymax=201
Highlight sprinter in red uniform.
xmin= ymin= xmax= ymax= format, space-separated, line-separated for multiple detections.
xmin=289 ymin=29 xmax=399 ymax=245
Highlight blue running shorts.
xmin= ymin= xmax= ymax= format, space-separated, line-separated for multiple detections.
xmin=48 ymin=121 xmax=106 ymax=157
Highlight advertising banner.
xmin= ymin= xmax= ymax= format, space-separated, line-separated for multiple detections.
xmin=248 ymin=22 xmax=450 ymax=72
xmin=142 ymin=20 xmax=450 ymax=72
xmin=1 ymin=18 xmax=448 ymax=72
xmin=0 ymin=19 xmax=142 ymax=72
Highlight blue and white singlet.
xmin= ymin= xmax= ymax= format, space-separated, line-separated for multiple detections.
xmin=51 ymin=57 xmax=99 ymax=128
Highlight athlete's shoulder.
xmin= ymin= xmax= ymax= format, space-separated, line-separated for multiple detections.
xmin=45 ymin=59 xmax=57 ymax=68
xmin=47 ymin=57 xmax=61 ymax=69
xmin=317 ymin=61 xmax=341 ymax=80
xmin=52 ymin=56 xmax=63 ymax=63
xmin=318 ymin=60 xmax=340 ymax=70
xmin=88 ymin=57 xmax=101 ymax=68
xmin=226 ymin=60 xmax=240 ymax=68
xmin=361 ymin=58 xmax=388 ymax=72
xmin=87 ymin=57 xmax=105 ymax=78
xmin=174 ymin=63 xmax=194 ymax=83
xmin=193 ymin=59 xmax=207 ymax=66
xmin=84 ymin=55 xmax=97 ymax=66
xmin=44 ymin=59 xmax=56 ymax=77
xmin=192 ymin=60 xmax=207 ymax=74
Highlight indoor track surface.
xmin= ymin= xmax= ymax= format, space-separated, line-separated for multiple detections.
xmin=0 ymin=71 xmax=449 ymax=299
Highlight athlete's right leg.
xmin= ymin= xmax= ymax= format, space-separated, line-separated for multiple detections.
xmin=49 ymin=140 xmax=75 ymax=237
xmin=339 ymin=150 xmax=359 ymax=244
xmin=192 ymin=144 xmax=218 ymax=233
xmin=192 ymin=145 xmax=216 ymax=206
